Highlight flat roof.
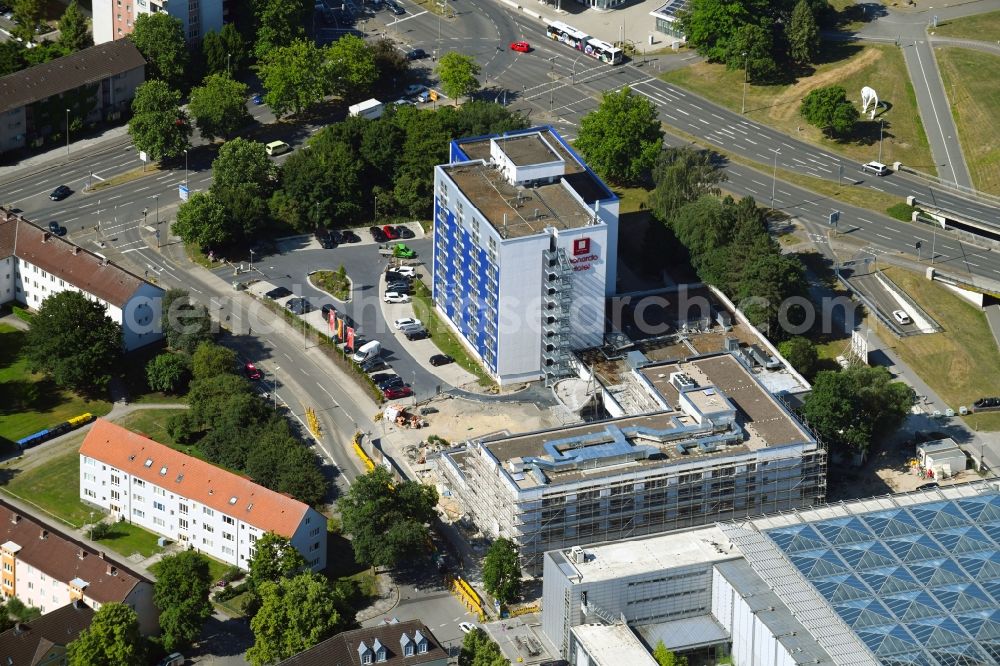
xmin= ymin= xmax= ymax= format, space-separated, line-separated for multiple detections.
xmin=550 ymin=525 xmax=735 ymax=583
xmin=636 ymin=615 xmax=730 ymax=652
xmin=455 ymin=128 xmax=584 ymax=173
xmin=572 ymin=623 xmax=658 ymax=666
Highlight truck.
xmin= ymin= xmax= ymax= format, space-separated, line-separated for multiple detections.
xmin=352 ymin=340 xmax=382 ymax=364
xmin=378 ymin=243 xmax=416 ymax=258
xmin=348 ymin=98 xmax=384 ymax=120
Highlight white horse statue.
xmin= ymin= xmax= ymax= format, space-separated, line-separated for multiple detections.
xmin=861 ymin=86 xmax=880 ymax=120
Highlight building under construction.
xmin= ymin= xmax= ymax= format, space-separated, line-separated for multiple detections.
xmin=439 ymin=352 xmax=826 ymax=573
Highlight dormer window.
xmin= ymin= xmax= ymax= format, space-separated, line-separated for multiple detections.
xmin=358 ymin=640 xmax=372 ymax=665
xmin=400 ymin=631 xmax=414 ymax=657
xmin=414 ymin=629 xmax=428 ymax=654
xmin=405 ymin=644 xmax=414 ymax=656
xmin=373 ymin=638 xmax=386 ymax=662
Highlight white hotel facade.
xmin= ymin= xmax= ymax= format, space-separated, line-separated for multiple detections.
xmin=80 ymin=420 xmax=327 ymax=571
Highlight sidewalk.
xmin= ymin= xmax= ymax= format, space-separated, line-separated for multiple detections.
xmin=0 ymin=125 xmax=131 ymax=184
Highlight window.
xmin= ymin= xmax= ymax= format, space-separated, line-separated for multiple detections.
xmin=222 ymin=532 xmax=234 ymax=542
xmin=203 ymin=507 xmax=214 ymax=517
xmin=153 ymin=486 xmax=165 ymax=496
xmin=83 ymin=472 xmax=96 ymax=483
xmin=418 ymin=642 xmax=427 ymax=654
xmin=178 ymin=504 xmax=188 ymax=515
xmin=178 ymin=518 xmax=188 ymax=529
xmin=133 ymin=479 xmax=145 ymax=488
xmin=363 ymin=654 xmax=372 ymax=665
xmin=221 ymin=545 xmax=235 ymax=556
xmin=134 ymin=494 xmax=144 ymax=504
xmin=153 ymin=501 xmax=165 ymax=511
xmin=202 ymin=538 xmax=213 ymax=547
xmin=223 ymin=516 xmax=234 ymax=526
xmin=309 ymin=527 xmax=321 ymax=537
xmin=132 ymin=508 xmax=145 ymax=519
xmin=110 ymin=474 xmax=120 ymax=486
xmin=405 ymin=645 xmax=414 ymax=657
xmin=309 ymin=541 xmax=320 ymax=552
xmin=83 ymin=488 xmax=96 ymax=498
xmin=110 ymin=490 xmax=120 ymax=501
xmin=204 ymin=525 xmax=214 ymax=534
xmin=153 ymin=516 xmax=165 ymax=527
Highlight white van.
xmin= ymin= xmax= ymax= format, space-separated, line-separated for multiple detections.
xmin=352 ymin=340 xmax=382 ymax=363
xmin=265 ymin=140 xmax=291 ymax=156
xmin=861 ymin=161 xmax=890 ymax=176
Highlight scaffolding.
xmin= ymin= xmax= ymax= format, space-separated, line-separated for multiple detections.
xmin=542 ymin=247 xmax=575 ymax=386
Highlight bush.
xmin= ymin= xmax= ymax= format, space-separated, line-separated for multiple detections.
xmin=887 ymin=202 xmax=919 ymax=222
xmin=87 ymin=522 xmax=112 ymax=540
xmin=221 ymin=565 xmax=243 ymax=584
xmin=12 ymin=306 xmax=34 ymax=324
xmin=166 ymin=412 xmax=197 ymax=443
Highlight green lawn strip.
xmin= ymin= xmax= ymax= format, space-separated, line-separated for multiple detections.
xmin=0 ymin=448 xmax=100 ymax=528
xmin=150 ymin=553 xmax=231 ymax=583
xmin=660 ymin=44 xmax=935 ymax=173
xmin=214 ymin=590 xmax=251 ymax=618
xmin=410 ymin=281 xmax=496 ymax=388
xmin=92 ymin=521 xmax=164 ymax=559
xmin=933 ymin=10 xmax=1000 ymax=41
xmin=86 ymin=163 xmax=165 ymax=192
xmin=311 ymin=269 xmax=352 ymax=301
xmin=881 ymin=267 xmax=1000 ymax=430
xmin=0 ymin=324 xmax=113 ymax=444
xmin=935 ymin=48 xmax=1000 ymax=195
xmin=613 ymin=185 xmax=651 ymax=214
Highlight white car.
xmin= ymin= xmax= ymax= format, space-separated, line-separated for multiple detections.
xmin=459 ymin=622 xmax=477 ymax=634
xmin=392 ymin=265 xmax=416 ymax=277
xmin=394 ymin=317 xmax=422 ymax=330
xmin=384 ymin=291 xmax=411 ymax=304
xmin=892 ymin=309 xmax=912 ymax=325
xmin=861 ymin=161 xmax=890 ymax=176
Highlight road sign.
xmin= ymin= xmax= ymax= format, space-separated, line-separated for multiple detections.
xmin=179 ymin=184 xmax=189 ymax=201
xmin=829 ymin=210 xmax=840 ymax=227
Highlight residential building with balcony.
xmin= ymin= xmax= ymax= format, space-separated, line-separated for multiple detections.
xmin=92 ymin=0 xmax=224 ymax=44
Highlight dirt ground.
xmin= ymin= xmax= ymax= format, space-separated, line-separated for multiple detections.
xmin=769 ymin=48 xmax=883 ymax=123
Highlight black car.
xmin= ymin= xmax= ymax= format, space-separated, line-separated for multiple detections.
xmin=388 ymin=1 xmax=404 ymax=14
xmin=387 ymin=281 xmax=411 ymax=294
xmin=430 ymin=354 xmax=454 ymax=366
xmin=320 ymin=234 xmax=336 ymax=249
xmin=321 ymin=303 xmax=337 ymax=322
xmin=49 ymin=185 xmax=71 ymax=201
xmin=265 ymin=286 xmax=293 ymax=299
xmin=395 ymin=226 xmax=415 ymax=239
xmin=372 ymin=374 xmax=404 ymax=389
xmin=48 ymin=220 xmax=60 ymax=233
xmin=369 ymin=226 xmax=388 ymax=242
xmin=341 ymin=230 xmax=361 ymax=243
xmin=405 ymin=329 xmax=428 ymax=341
xmin=285 ymin=297 xmax=313 ymax=315
xmin=406 ymin=48 xmax=426 ymax=61
xmin=385 ymin=271 xmax=411 ymax=283
xmin=360 ymin=358 xmax=388 ymax=373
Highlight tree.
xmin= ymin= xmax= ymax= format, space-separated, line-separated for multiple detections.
xmin=801 ymin=366 xmax=913 ymax=457
xmin=188 ymin=74 xmax=252 ymax=141
xmin=788 ymin=0 xmax=821 ymax=64
xmin=574 ymin=86 xmax=663 ymax=186
xmin=339 ymin=466 xmax=438 ymax=569
xmin=246 ymin=573 xmax=344 ymax=666
xmin=25 ymin=291 xmax=121 ymax=395
xmin=483 ymin=538 xmax=521 ymax=605
xmin=128 ymin=80 xmax=191 ymax=161
xmin=436 ymin=52 xmax=481 ymax=104
xmin=212 ymin=138 xmax=276 ymax=193
xmin=735 ymin=251 xmax=807 ymax=337
xmin=679 ymin=0 xmax=771 ymax=62
xmin=0 ymin=41 xmax=26 ymax=77
xmin=154 ymin=551 xmax=213 ymax=651
xmin=161 ymin=289 xmax=213 ymax=354
xmin=257 ymin=39 xmax=329 ymax=117
xmin=371 ymin=37 xmax=409 ymax=90
xmin=11 ymin=0 xmax=42 ymax=44
xmin=145 ymin=352 xmax=191 ymax=394
xmin=57 ymin=0 xmax=92 ymax=53
xmin=800 ymin=85 xmax=859 ymax=137
xmin=247 ymin=532 xmax=308 ymax=590
xmin=67 ymin=603 xmax=144 ymax=666
xmin=653 ymin=640 xmax=689 ymax=666
xmin=650 ymin=147 xmax=726 ymax=223
xmin=724 ymin=22 xmax=778 ymax=83
xmin=203 ymin=23 xmax=246 ymax=76
xmin=191 ymin=341 xmax=238 ymax=380
xmin=252 ymin=0 xmax=309 ymax=61
xmin=326 ymin=34 xmax=377 ymax=99
xmin=172 ymin=191 xmax=231 ymax=249
xmin=778 ymin=337 xmax=818 ymax=379
xmin=129 ymin=13 xmax=189 ymax=89
xmin=458 ymin=628 xmax=506 ymax=666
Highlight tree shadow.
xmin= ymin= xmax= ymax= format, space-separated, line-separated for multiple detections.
xmin=813 ymin=39 xmax=865 ymax=66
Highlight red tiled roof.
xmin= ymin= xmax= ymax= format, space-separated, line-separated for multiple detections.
xmin=0 ymin=210 xmax=151 ymax=308
xmin=79 ymin=420 xmax=310 ymax=537
xmin=0 ymin=501 xmax=147 ymax=605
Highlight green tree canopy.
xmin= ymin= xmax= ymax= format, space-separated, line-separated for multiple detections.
xmin=0 ymin=41 xmax=26 ymax=77
xmin=129 ymin=13 xmax=189 ymax=89
xmin=161 ymin=289 xmax=214 ymax=354
xmin=252 ymin=0 xmax=309 ymax=61
xmin=436 ymin=52 xmax=481 ymax=103
xmin=789 ymin=0 xmax=821 ymax=64
xmin=778 ymin=336 xmax=818 ymax=379
xmin=145 ymin=352 xmax=192 ymax=394
xmin=800 ymin=85 xmax=859 ymax=137
xmin=67 ymin=603 xmax=144 ymax=666
xmin=25 ymin=290 xmax=121 ymax=395
xmin=212 ymin=138 xmax=276 ymax=193
xmin=801 ymin=365 xmax=913 ymax=457
xmin=11 ymin=0 xmax=42 ymax=44
xmin=257 ymin=39 xmax=329 ymax=117
xmin=679 ymin=0 xmax=771 ymax=62
xmin=246 ymin=573 xmax=344 ymax=666
xmin=172 ymin=191 xmax=231 ymax=249
xmin=482 ymin=538 xmax=521 ymax=605
xmin=188 ymin=74 xmax=253 ymax=141
xmin=57 ymin=0 xmax=92 ymax=53
xmin=574 ymin=86 xmax=663 ymax=186
xmin=191 ymin=341 xmax=238 ymax=380
xmin=203 ymin=23 xmax=247 ymax=76
xmin=653 ymin=640 xmax=689 ymax=666
xmin=248 ymin=532 xmax=309 ymax=590
xmin=339 ymin=467 xmax=438 ymax=569
xmin=153 ymin=551 xmax=214 ymax=651
xmin=326 ymin=34 xmax=377 ymax=99
xmin=650 ymin=146 xmax=726 ymax=223
xmin=724 ymin=22 xmax=778 ymax=83
xmin=458 ymin=628 xmax=506 ymax=666
xmin=128 ymin=80 xmax=191 ymax=161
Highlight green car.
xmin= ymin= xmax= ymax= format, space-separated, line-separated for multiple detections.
xmin=393 ymin=243 xmax=416 ymax=258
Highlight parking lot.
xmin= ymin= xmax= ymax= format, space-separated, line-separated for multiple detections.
xmin=221 ymin=223 xmax=477 ymax=400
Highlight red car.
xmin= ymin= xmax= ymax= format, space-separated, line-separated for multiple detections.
xmin=244 ymin=361 xmax=262 ymax=381
xmin=382 ymin=224 xmax=400 ymax=240
xmin=510 ymin=41 xmax=530 ymax=53
xmin=383 ymin=385 xmax=413 ymax=399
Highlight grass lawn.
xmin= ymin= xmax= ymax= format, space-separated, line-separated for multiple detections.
xmin=613 ymin=185 xmax=651 ymax=214
xmin=312 ymin=268 xmax=352 ymax=301
xmin=0 ymin=449 xmax=102 ymax=528
xmin=881 ymin=267 xmax=1000 ymax=431
xmin=935 ymin=48 xmax=1000 ymax=195
xmin=88 ymin=162 xmax=165 ymax=192
xmin=933 ymin=10 xmax=1000 ymax=41
xmin=114 ymin=408 xmax=227 ymax=467
xmin=93 ymin=521 xmax=164 ymax=559
xmin=410 ymin=281 xmax=496 ymax=388
xmin=661 ymin=44 xmax=935 ymax=173
xmin=0 ymin=324 xmax=112 ymax=447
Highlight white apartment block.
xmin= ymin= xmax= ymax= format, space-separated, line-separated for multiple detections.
xmin=92 ymin=0 xmax=224 ymax=44
xmin=0 ymin=210 xmax=163 ymax=351
xmin=0 ymin=501 xmax=158 ymax=636
xmin=80 ymin=419 xmax=327 ymax=572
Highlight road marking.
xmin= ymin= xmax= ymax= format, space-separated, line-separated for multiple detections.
xmin=967 ymin=261 xmax=981 ymax=268
xmin=752 ymin=180 xmax=767 ymax=188
xmin=875 ymin=233 xmax=892 ymax=240
xmin=662 ymin=113 xmax=677 ymax=121
xmin=913 ymin=43 xmax=959 ymax=183
xmin=283 ymin=352 xmax=293 ymax=361
xmin=90 ymin=174 xmax=105 ymax=182
xmin=711 ymin=113 xmax=725 ymax=121
xmin=5 ymin=187 xmax=24 ymax=194
xmin=792 ymin=158 xmax=807 ymax=165
xmin=675 ymin=107 xmax=689 ymax=116
xmin=870 ymin=186 xmax=886 ymax=192
xmin=779 ymin=190 xmax=792 ymax=196
xmin=729 ymin=125 xmax=748 ymax=135
xmin=697 ymin=118 xmax=710 ymax=125
xmin=858 ymin=218 xmax=874 ymax=225
xmin=745 ymin=138 xmax=757 ymax=145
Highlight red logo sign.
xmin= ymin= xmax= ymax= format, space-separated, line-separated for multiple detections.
xmin=573 ymin=238 xmax=591 ymax=256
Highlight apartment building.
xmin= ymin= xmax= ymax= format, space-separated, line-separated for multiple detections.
xmin=440 ymin=352 xmax=825 ymax=573
xmin=0 ymin=600 xmax=94 ymax=666
xmin=0 ymin=210 xmax=163 ymax=351
xmin=277 ymin=619 xmax=448 ymax=666
xmin=92 ymin=0 xmax=224 ymax=44
xmin=0 ymin=41 xmax=145 ymax=155
xmin=79 ymin=419 xmax=327 ymax=571
xmin=432 ymin=126 xmax=618 ymax=385
xmin=0 ymin=500 xmax=157 ymax=635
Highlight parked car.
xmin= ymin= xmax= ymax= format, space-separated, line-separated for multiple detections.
xmin=321 ymin=303 xmax=337 ymax=322
xmin=382 ymin=225 xmax=399 ymax=240
xmin=360 ymin=358 xmax=388 ymax=373
xmin=392 ymin=265 xmax=416 ymax=277
xmin=49 ymin=185 xmax=71 ymax=201
xmin=244 ymin=361 xmax=262 ymax=380
xmin=319 ymin=233 xmax=335 ymax=249
xmin=459 ymin=622 xmax=477 ymax=634
xmin=394 ymin=317 xmax=422 ymax=329
xmin=341 ymin=229 xmax=361 ymax=243
xmin=430 ymin=354 xmax=454 ymax=366
xmin=265 ymin=286 xmax=292 ymax=299
xmin=388 ymin=2 xmax=405 ymax=14
xmin=252 ymin=93 xmax=264 ymax=105
xmin=158 ymin=653 xmax=185 ymax=666
xmin=892 ymin=309 xmax=912 ymax=325
xmin=395 ymin=225 xmax=415 ymax=239
xmin=384 ymin=385 xmax=413 ymax=399
xmin=47 ymin=220 xmax=60 ymax=233
xmin=393 ymin=98 xmax=416 ymax=107
xmin=385 ymin=271 xmax=411 ymax=283
xmin=384 ymin=291 xmax=411 ymax=303
xmin=510 ymin=41 xmax=531 ymax=53
xmin=373 ymin=374 xmax=404 ymax=389
xmin=416 ymin=90 xmax=432 ymax=103
xmin=404 ymin=83 xmax=424 ymax=96
xmin=405 ymin=328 xmax=428 ymax=341
xmin=406 ymin=48 xmax=426 ymax=60
xmin=285 ymin=297 xmax=312 ymax=314
xmin=370 ymin=226 xmax=388 ymax=242
xmin=387 ymin=281 xmax=411 ymax=294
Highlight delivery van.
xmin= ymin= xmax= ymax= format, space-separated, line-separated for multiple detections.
xmin=352 ymin=340 xmax=382 ymax=364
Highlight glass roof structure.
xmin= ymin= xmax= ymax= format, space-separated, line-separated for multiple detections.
xmin=763 ymin=492 xmax=1000 ymax=666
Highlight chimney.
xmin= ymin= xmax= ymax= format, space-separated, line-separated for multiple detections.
xmin=77 ymin=548 xmax=86 ymax=560
xmin=13 ymin=623 xmax=23 ymax=635
xmin=43 ymin=232 xmax=50 ymax=242
xmin=39 ymin=530 xmax=47 ymax=540
xmin=73 ymin=246 xmax=80 ymax=255
xmin=73 ymin=599 xmax=84 ymax=610
xmin=10 ymin=514 xmax=19 ymax=525
xmin=106 ymin=565 xmax=117 ymax=576
xmin=98 ymin=551 xmax=105 ymax=560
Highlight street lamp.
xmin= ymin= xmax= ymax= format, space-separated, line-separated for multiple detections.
xmin=374 ymin=194 xmax=378 ymax=224
xmin=184 ymin=149 xmax=189 ymax=187
xmin=572 ymin=54 xmax=583 ymax=84
xmin=142 ymin=207 xmax=148 ymax=228
xmin=65 ymin=108 xmax=70 ymax=158
xmin=877 ymin=117 xmax=887 ymax=164
xmin=249 ymin=248 xmax=255 ymax=276
xmin=741 ymin=52 xmax=749 ymax=114
xmin=770 ymin=149 xmax=780 ymax=210
xmin=152 ymin=194 xmax=160 ymax=247
xmin=272 ymin=366 xmax=280 ymax=410
xmin=227 ymin=52 xmax=231 ymax=75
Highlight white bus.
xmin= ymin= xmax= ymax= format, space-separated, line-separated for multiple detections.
xmin=545 ymin=21 xmax=624 ymax=64
xmin=584 ymin=37 xmax=623 ymax=65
